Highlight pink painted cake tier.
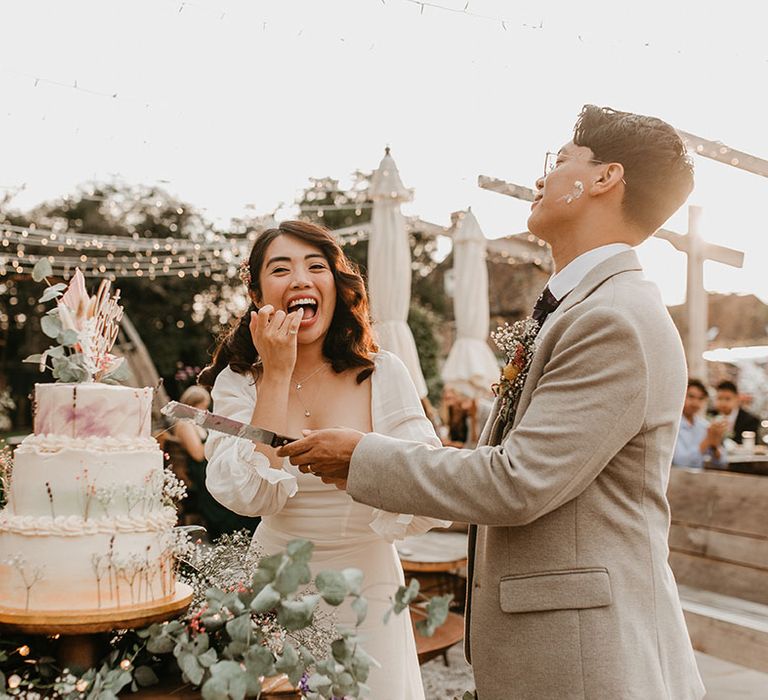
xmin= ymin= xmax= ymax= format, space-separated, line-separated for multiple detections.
xmin=33 ymin=383 xmax=153 ymax=439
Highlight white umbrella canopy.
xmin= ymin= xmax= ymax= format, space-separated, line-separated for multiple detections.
xmin=368 ymin=148 xmax=428 ymax=398
xmin=441 ymin=209 xmax=499 ymax=399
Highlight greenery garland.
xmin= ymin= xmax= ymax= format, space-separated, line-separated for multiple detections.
xmin=0 ymin=532 xmax=453 ymax=700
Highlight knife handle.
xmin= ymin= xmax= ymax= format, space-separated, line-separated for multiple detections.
xmin=270 ymin=433 xmax=295 ymax=448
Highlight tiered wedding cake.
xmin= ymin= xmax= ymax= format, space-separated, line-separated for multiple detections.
xmin=0 ymin=266 xmax=184 ymax=615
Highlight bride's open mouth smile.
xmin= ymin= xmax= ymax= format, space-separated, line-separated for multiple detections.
xmin=286 ymin=295 xmax=320 ymax=328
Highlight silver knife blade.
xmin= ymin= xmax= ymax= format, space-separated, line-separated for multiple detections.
xmin=161 ymin=401 xmax=296 ymax=448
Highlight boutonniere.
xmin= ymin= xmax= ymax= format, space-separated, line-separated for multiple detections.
xmin=491 ymin=318 xmax=540 ymax=424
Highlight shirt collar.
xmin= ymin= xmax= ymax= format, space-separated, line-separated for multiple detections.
xmin=548 ymin=243 xmax=632 ymax=302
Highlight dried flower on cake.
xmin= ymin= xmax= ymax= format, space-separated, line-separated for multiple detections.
xmin=23 ymin=262 xmax=129 ymax=384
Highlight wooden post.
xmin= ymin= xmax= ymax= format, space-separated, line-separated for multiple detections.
xmin=686 ymin=206 xmax=706 ymax=379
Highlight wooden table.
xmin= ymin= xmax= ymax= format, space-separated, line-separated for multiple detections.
xmin=410 ymin=607 xmax=465 ymax=666
xmin=397 ymin=531 xmax=468 ymax=601
xmin=715 ymin=454 xmax=768 ymax=476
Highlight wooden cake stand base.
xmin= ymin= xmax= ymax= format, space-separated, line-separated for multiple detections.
xmin=0 ymin=583 xmax=193 ymax=669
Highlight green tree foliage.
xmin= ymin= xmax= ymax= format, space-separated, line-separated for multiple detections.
xmin=0 ymin=183 xmax=234 ymax=427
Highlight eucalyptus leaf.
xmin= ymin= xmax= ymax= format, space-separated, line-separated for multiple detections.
xmin=257 ymin=552 xmax=284 ymax=576
xmin=243 ymin=644 xmax=275 ymax=678
xmin=133 ymin=666 xmax=159 ymax=687
xmin=286 ymin=538 xmax=314 ymax=564
xmin=178 ymin=652 xmax=205 ymax=686
xmin=200 ymin=676 xmax=229 ymax=700
xmin=332 ymin=671 xmax=357 ymax=698
xmin=223 ymin=639 xmax=248 ymax=658
xmin=32 ymin=258 xmax=53 ymax=282
xmin=40 ymin=314 xmax=62 ymax=339
xmin=58 ymin=329 xmax=79 ymax=346
xmin=250 ymin=582 xmax=281 ymax=613
xmin=207 ymin=660 xmax=248 ymax=700
xmin=225 ymin=612 xmax=252 ymax=643
xmin=392 ymin=578 xmax=420 ymax=614
xmin=221 ymin=590 xmax=246 ymax=615
xmin=331 ymin=637 xmax=353 ymax=665
xmin=200 ymin=610 xmax=226 ymax=633
xmin=145 ymin=626 xmax=178 ymax=654
xmin=416 ymin=593 xmax=453 ymax=637
xmin=307 ymin=673 xmax=333 ymax=695
xmin=52 ymin=355 xmax=90 ymax=382
xmin=274 ymin=642 xmax=301 ymax=685
xmin=23 ymin=354 xmax=43 ymax=364
xmin=351 ymin=595 xmax=368 ymax=626
xmin=273 ymin=560 xmax=311 ymax=595
xmin=298 ymin=644 xmax=315 ymax=668
xmin=48 ymin=345 xmax=66 ymax=358
xmin=277 ymin=594 xmax=320 ymax=631
xmin=39 ymin=283 xmax=67 ymax=303
xmin=198 ymin=648 xmax=218 ymax=669
xmin=341 ymin=568 xmax=364 ymax=596
xmin=315 ymin=569 xmax=349 ymax=606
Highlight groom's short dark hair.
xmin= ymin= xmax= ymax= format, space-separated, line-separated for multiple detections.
xmin=573 ymin=105 xmax=694 ymax=235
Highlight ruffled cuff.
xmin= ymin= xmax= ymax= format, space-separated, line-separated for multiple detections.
xmin=368 ymin=510 xmax=452 ymax=543
xmin=236 ymin=440 xmax=298 ymax=499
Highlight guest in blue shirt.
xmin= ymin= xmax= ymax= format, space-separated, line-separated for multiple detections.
xmin=673 ymin=378 xmax=727 ymax=469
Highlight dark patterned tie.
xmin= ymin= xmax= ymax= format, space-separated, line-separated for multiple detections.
xmin=532 ymin=286 xmax=562 ymax=332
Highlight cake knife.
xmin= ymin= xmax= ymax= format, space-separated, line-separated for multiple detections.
xmin=161 ymin=401 xmax=296 ymax=448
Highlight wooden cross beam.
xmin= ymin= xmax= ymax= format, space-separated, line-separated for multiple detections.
xmin=678 ymin=131 xmax=768 ymax=179
xmin=478 ymin=175 xmax=744 ymax=379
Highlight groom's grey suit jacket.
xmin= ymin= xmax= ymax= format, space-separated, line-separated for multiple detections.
xmin=348 ymin=250 xmax=705 ymax=699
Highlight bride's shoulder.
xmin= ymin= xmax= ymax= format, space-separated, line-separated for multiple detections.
xmin=370 ymin=350 xmax=410 ymax=381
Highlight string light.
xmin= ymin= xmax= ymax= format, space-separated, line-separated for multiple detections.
xmin=17 ymin=644 xmax=30 ymax=656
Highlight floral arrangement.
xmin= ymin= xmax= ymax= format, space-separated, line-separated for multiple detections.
xmin=490 ymin=317 xmax=540 ymax=425
xmin=0 ymin=533 xmax=452 ymax=700
xmin=23 ymin=260 xmax=128 ymax=384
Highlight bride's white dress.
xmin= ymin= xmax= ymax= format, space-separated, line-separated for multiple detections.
xmin=205 ymin=351 xmax=449 ymax=700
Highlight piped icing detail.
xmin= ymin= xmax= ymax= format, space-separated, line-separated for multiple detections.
xmin=0 ymin=508 xmax=176 ymax=536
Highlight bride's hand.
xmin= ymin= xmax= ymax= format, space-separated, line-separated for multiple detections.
xmin=249 ymin=305 xmax=304 ymax=378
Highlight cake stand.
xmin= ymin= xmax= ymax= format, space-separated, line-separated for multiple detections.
xmin=0 ymin=582 xmax=193 ymax=669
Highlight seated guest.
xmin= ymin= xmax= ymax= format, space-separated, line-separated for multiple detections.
xmin=673 ymin=379 xmax=726 ymax=469
xmin=173 ymin=386 xmax=260 ymax=540
xmin=714 ymin=380 xmax=761 ymax=444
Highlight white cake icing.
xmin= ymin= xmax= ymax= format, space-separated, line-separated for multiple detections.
xmin=0 ymin=526 xmax=175 ymax=611
xmin=0 ymin=383 xmax=180 ymax=613
xmin=10 ymin=436 xmax=163 ymax=518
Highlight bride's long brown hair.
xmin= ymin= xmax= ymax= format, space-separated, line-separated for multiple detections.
xmin=198 ymin=221 xmax=378 ymax=389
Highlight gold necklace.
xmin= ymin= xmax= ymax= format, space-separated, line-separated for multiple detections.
xmin=293 ymin=363 xmax=329 ymax=417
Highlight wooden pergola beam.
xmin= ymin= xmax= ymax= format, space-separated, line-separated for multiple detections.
xmin=678 ymin=131 xmax=768 ymax=179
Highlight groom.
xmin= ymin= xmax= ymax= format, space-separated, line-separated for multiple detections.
xmin=279 ymin=106 xmax=705 ymax=699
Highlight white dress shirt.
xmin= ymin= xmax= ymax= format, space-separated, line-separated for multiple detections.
xmin=548 ymin=243 xmax=633 ymax=302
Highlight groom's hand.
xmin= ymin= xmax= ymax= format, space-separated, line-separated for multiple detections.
xmin=276 ymin=428 xmax=364 ymax=490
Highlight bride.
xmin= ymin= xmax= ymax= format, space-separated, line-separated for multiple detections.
xmin=198 ymin=220 xmax=448 ymax=699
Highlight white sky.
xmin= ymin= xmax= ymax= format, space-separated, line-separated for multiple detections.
xmin=1 ymin=0 xmax=766 ymax=305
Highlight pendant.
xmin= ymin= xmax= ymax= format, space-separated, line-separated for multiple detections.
xmin=304 ymin=409 xmax=311 ymax=417
xmin=296 ymin=383 xmax=302 ymax=390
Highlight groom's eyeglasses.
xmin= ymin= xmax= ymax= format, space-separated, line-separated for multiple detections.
xmin=544 ymin=151 xmax=627 ymax=185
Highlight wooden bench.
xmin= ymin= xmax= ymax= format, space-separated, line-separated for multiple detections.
xmin=667 ymin=468 xmax=768 ymax=672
